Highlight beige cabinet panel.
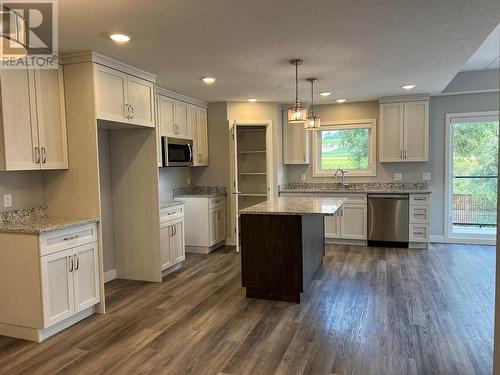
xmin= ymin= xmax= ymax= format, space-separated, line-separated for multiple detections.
xmin=341 ymin=204 xmax=367 ymax=240
xmin=94 ymin=64 xmax=128 ymax=123
xmin=157 ymin=95 xmax=175 ymax=137
xmin=283 ymin=122 xmax=309 ymax=164
xmin=324 ymin=215 xmax=340 ymax=238
xmin=160 ymin=222 xmax=173 ymax=271
xmin=403 ymin=101 xmax=428 ymax=161
xmin=0 ymin=68 xmax=39 ymax=170
xmin=192 ymin=106 xmax=208 ymax=166
xmin=73 ymin=243 xmax=100 ymax=313
xmin=41 ymin=249 xmax=75 ymax=328
xmin=174 ymin=101 xmax=189 ymax=138
xmin=171 ymin=219 xmax=185 ymax=264
xmin=127 ymin=76 xmax=155 ymax=128
xmin=35 ymin=66 xmax=68 ymax=169
xmin=379 ymin=103 xmax=404 ymax=162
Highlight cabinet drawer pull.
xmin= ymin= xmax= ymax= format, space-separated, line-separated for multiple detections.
xmin=167 ymin=212 xmax=175 ymax=215
xmin=414 ymin=213 xmax=426 ymax=217
xmin=413 ymin=231 xmax=425 ymax=235
xmin=63 ymin=234 xmax=80 ymax=241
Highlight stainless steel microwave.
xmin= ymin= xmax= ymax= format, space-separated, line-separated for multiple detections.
xmin=161 ymin=137 xmax=193 ymax=167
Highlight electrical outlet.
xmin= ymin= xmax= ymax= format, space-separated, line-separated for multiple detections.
xmin=3 ymin=194 xmax=12 ymax=208
xmin=301 ymin=174 xmax=306 ymax=181
xmin=393 ymin=173 xmax=402 ymax=181
xmin=422 ymin=173 xmax=431 ymax=181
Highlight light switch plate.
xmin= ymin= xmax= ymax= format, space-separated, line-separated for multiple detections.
xmin=393 ymin=173 xmax=402 ymax=181
xmin=3 ymin=194 xmax=12 ymax=208
xmin=422 ymin=173 xmax=431 ymax=181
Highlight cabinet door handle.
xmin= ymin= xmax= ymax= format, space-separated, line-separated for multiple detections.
xmin=41 ymin=147 xmax=47 ymax=164
xmin=130 ymin=105 xmax=134 ymax=119
xmin=68 ymin=256 xmax=73 ymax=272
xmin=172 ymin=224 xmax=176 ymax=236
xmin=404 ymin=149 xmax=407 ymax=159
xmin=303 ymin=153 xmax=306 ymax=162
xmin=75 ymin=255 xmax=79 ymax=270
xmin=63 ymin=234 xmax=80 ymax=241
xmin=400 ymin=150 xmax=403 ymax=159
xmin=125 ymin=104 xmax=130 ymax=119
xmin=34 ymin=147 xmax=40 ymax=164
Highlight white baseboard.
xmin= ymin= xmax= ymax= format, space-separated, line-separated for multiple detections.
xmin=104 ymin=269 xmax=117 ymax=283
xmin=430 ymin=235 xmax=446 ymax=243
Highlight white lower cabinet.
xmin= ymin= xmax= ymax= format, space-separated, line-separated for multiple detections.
xmin=175 ymin=195 xmax=226 ymax=254
xmin=0 ymin=222 xmax=101 ymax=342
xmin=160 ymin=204 xmax=185 ymax=274
xmin=324 ymin=215 xmax=340 ymax=238
xmin=41 ymin=242 xmax=100 ymax=328
xmin=409 ymin=194 xmax=430 ymax=244
xmin=340 ymin=203 xmax=367 ymax=240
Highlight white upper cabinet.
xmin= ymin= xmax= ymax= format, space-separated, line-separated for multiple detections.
xmin=283 ymin=121 xmax=310 ymax=164
xmin=379 ymin=97 xmax=429 ymax=162
xmin=34 ymin=67 xmax=69 ymax=169
xmin=127 ymin=75 xmax=155 ymax=127
xmin=94 ymin=64 xmax=155 ymax=128
xmin=191 ymin=105 xmax=208 ymax=166
xmin=174 ymin=101 xmax=189 ymax=138
xmin=157 ymin=94 xmax=191 ymax=138
xmin=0 ymin=65 xmax=68 ymax=171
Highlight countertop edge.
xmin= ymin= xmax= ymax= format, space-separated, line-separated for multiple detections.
xmin=0 ymin=218 xmax=100 ymax=235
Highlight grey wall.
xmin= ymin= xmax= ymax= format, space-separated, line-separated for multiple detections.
xmin=0 ymin=172 xmax=45 ymax=212
xmin=98 ymin=129 xmax=116 ymax=272
xmin=158 ymin=167 xmax=191 ymax=202
xmin=285 ymin=92 xmax=499 ymax=237
xmin=443 ymin=69 xmax=499 ymax=94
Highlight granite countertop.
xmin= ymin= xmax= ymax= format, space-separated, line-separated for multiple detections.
xmin=239 ymin=197 xmax=346 ymax=216
xmin=0 ymin=206 xmax=99 ymax=234
xmin=174 ymin=186 xmax=226 ymax=198
xmin=160 ymin=200 xmax=184 ymax=209
xmin=280 ymin=182 xmax=431 ymax=195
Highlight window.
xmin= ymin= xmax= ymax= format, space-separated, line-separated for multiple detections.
xmin=312 ymin=120 xmax=376 ymax=177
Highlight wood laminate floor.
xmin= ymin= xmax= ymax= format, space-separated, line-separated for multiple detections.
xmin=0 ymin=243 xmax=495 ymax=375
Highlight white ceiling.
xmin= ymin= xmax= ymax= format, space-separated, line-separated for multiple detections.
xmin=461 ymin=23 xmax=500 ymax=71
xmin=59 ymin=0 xmax=500 ymax=103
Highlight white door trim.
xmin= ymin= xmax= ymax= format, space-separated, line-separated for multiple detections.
xmin=444 ymin=111 xmax=499 ymax=243
xmin=228 ymin=120 xmax=274 ymax=252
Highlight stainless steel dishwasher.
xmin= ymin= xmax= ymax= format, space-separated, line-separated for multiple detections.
xmin=368 ymin=194 xmax=409 ymax=247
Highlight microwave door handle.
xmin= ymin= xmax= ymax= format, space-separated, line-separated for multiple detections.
xmin=187 ymin=143 xmax=193 ymax=163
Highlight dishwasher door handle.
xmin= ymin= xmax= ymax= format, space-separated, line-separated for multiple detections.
xmin=368 ymin=194 xmax=409 ymax=199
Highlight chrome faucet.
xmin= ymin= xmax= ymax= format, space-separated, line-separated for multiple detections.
xmin=334 ymin=169 xmax=348 ymax=187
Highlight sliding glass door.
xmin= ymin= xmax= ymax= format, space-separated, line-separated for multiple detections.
xmin=447 ymin=112 xmax=499 ymax=241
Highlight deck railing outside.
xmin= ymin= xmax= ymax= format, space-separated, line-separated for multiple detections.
xmin=452 ymin=176 xmax=497 ymax=228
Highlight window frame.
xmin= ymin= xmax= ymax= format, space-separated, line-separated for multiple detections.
xmin=312 ymin=119 xmax=377 ymax=177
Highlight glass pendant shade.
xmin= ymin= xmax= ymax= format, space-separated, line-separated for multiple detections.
xmin=304 ymin=78 xmax=321 ymax=130
xmin=0 ymin=8 xmax=28 ymax=58
xmin=288 ymin=59 xmax=306 ymax=124
xmin=288 ymin=101 xmax=307 ymax=123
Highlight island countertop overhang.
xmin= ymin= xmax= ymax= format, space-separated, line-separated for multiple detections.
xmin=239 ymin=197 xmax=346 ymax=216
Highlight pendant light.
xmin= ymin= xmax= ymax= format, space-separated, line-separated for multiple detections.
xmin=0 ymin=7 xmax=28 ymax=58
xmin=305 ymin=78 xmax=320 ymax=130
xmin=287 ymin=59 xmax=307 ymax=123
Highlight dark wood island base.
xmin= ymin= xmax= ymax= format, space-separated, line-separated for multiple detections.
xmin=240 ymin=214 xmax=325 ymax=303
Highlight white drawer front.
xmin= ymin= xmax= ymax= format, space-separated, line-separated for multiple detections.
xmin=40 ymin=223 xmax=97 ymax=256
xmin=410 ymin=205 xmax=429 ymax=224
xmin=409 ymin=224 xmax=429 ymax=242
xmin=160 ymin=206 xmax=184 ymax=222
xmin=314 ymin=193 xmax=367 ymax=204
xmin=209 ymin=196 xmax=225 ymax=209
xmin=410 ymin=194 xmax=430 ymax=205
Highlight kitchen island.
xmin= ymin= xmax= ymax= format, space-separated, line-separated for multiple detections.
xmin=239 ymin=197 xmax=345 ymax=303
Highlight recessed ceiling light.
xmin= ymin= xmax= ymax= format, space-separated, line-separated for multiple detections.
xmin=336 ymin=98 xmax=347 ymax=103
xmin=320 ymin=92 xmax=332 ymax=97
xmin=202 ymin=77 xmax=216 ymax=84
xmin=402 ymin=84 xmax=415 ymax=90
xmin=110 ymin=33 xmax=130 ymax=43
xmin=248 ymin=98 xmax=257 ymax=102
